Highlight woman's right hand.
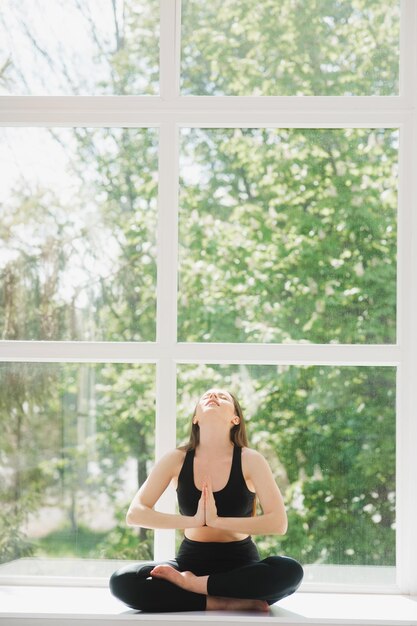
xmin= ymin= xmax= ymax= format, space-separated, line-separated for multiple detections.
xmin=193 ymin=482 xmax=206 ymax=527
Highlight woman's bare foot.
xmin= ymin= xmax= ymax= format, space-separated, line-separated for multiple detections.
xmin=149 ymin=565 xmax=270 ymax=612
xmin=149 ymin=564 xmax=207 ymax=594
xmin=207 ymin=596 xmax=270 ymax=612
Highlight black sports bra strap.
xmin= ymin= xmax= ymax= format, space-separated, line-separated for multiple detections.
xmin=231 ymin=442 xmax=238 ymax=472
xmin=179 ymin=447 xmax=194 ymax=478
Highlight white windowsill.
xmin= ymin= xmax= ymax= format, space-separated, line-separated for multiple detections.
xmin=1 ymin=559 xmax=413 ymax=625
xmin=0 ymin=585 xmax=417 ymax=626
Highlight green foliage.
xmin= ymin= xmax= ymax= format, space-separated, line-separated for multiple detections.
xmin=95 ymin=506 xmax=153 ymax=561
xmin=0 ymin=362 xmax=155 ymax=564
xmin=178 ymin=127 xmax=397 ymax=344
xmin=0 ymin=498 xmax=36 ymax=562
xmin=32 ymin=508 xmax=152 ymax=561
xmin=35 ymin=524 xmax=108 ymax=558
xmin=181 ymin=0 xmax=399 ymax=96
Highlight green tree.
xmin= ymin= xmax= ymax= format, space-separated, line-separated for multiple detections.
xmin=178 ymin=127 xmax=397 ymax=344
xmin=181 ymin=0 xmax=399 ymax=96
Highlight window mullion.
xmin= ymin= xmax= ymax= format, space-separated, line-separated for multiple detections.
xmin=159 ymin=0 xmax=180 ymax=100
xmin=154 ymin=120 xmax=180 ymax=559
xmin=395 ymin=0 xmax=417 ymax=595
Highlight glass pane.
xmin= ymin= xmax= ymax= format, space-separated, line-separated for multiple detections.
xmin=178 ymin=128 xmax=398 ymax=344
xmin=176 ymin=364 xmax=396 ymax=586
xmin=0 ymin=362 xmax=155 ymax=575
xmin=0 ymin=0 xmax=159 ymax=96
xmin=0 ymin=127 xmax=158 ymax=341
xmin=181 ymin=0 xmax=400 ymax=96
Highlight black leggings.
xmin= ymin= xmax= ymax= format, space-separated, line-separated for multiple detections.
xmin=109 ymin=535 xmax=304 ymax=613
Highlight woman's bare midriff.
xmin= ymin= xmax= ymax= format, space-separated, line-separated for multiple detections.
xmin=183 ymin=527 xmax=250 ymax=542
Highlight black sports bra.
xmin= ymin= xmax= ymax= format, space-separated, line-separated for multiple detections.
xmin=176 ymin=444 xmax=256 ymax=518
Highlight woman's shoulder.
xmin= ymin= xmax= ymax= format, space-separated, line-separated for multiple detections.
xmin=241 ymin=446 xmax=268 ymax=470
xmin=241 ymin=445 xmax=260 ymax=456
xmin=174 ymin=445 xmax=189 ymax=459
xmin=154 ymin=447 xmax=188 ymax=470
xmin=240 ymin=447 xmax=263 ymax=488
xmin=241 ymin=445 xmax=262 ymax=463
xmin=155 ymin=447 xmax=187 ymax=479
xmin=176 ymin=443 xmax=191 ymax=454
xmin=173 ymin=445 xmax=190 ymax=464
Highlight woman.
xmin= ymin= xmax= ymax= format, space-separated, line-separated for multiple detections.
xmin=109 ymin=388 xmax=303 ymax=612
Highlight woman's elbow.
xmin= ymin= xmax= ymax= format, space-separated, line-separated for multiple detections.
xmin=279 ymin=521 xmax=288 ymax=535
xmin=275 ymin=513 xmax=288 ymax=535
xmin=126 ymin=507 xmax=142 ymax=527
xmin=126 ymin=503 xmax=152 ymax=527
xmin=126 ymin=511 xmax=135 ymax=526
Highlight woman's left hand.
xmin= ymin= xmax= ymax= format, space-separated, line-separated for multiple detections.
xmin=204 ymin=475 xmax=219 ymax=527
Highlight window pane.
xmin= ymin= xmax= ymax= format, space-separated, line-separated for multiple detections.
xmin=178 ymin=128 xmax=398 ymax=344
xmin=176 ymin=364 xmax=396 ymax=586
xmin=0 ymin=362 xmax=155 ymax=575
xmin=181 ymin=0 xmax=400 ymax=96
xmin=0 ymin=0 xmax=159 ymax=96
xmin=0 ymin=127 xmax=158 ymax=341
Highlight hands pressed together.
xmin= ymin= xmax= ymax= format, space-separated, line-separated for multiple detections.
xmin=194 ymin=475 xmax=218 ymax=527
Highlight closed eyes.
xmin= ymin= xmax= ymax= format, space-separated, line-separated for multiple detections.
xmin=202 ymin=392 xmax=229 ymax=400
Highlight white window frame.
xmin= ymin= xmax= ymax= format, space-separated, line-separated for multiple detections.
xmin=0 ymin=0 xmax=416 ymax=595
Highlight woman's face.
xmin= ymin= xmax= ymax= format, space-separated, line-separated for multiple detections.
xmin=195 ymin=388 xmax=238 ymax=423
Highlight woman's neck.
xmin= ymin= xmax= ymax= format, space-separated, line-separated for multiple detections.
xmin=196 ymin=435 xmax=234 ymax=458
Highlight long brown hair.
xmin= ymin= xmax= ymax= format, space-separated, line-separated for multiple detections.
xmin=177 ymin=390 xmax=257 ymax=517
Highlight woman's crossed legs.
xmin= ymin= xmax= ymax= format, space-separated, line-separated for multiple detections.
xmin=109 ymin=555 xmax=303 ymax=613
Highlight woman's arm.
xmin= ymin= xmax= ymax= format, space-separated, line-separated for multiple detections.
xmin=208 ymin=449 xmax=288 ymax=535
xmin=126 ymin=449 xmax=202 ymax=529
